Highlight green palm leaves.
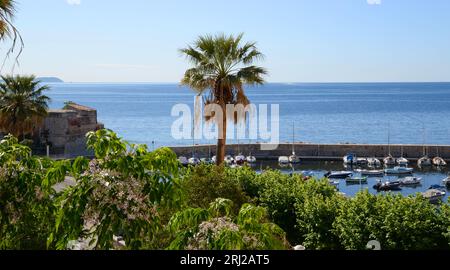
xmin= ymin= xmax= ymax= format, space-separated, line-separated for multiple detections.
xmin=0 ymin=75 xmax=50 ymax=138
xmin=180 ymin=33 xmax=267 ymax=164
xmin=0 ymin=0 xmax=23 ymax=64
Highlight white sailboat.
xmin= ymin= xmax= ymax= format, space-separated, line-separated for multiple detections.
xmin=234 ymin=139 xmax=246 ymax=165
xmin=289 ymin=122 xmax=301 ymax=164
xmin=433 ymin=147 xmax=447 ymax=166
xmin=367 ymin=157 xmax=381 ymax=167
xmin=418 ymin=126 xmax=432 ymax=167
xmin=396 ymin=146 xmax=409 ymax=166
xmin=246 ymin=140 xmax=257 ymax=164
xmin=384 ymin=123 xmax=396 ymax=166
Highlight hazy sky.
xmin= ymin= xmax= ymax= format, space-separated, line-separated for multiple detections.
xmin=2 ymin=0 xmax=450 ymax=82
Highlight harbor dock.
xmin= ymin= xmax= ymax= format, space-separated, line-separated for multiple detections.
xmin=169 ymin=143 xmax=450 ymax=161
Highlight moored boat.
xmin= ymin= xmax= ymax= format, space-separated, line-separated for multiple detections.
xmin=399 ymin=176 xmax=422 ymax=186
xmin=346 ymin=176 xmax=368 ymax=184
xmin=343 ymin=153 xmax=356 ymax=165
xmin=384 ymin=166 xmax=414 ymax=175
xmin=289 ymin=153 xmax=301 ymax=164
xmin=360 ymin=170 xmax=384 ymax=177
xmin=396 ymin=157 xmax=409 ymax=166
xmin=356 ymin=158 xmax=368 ymax=166
xmin=235 ymin=154 xmax=246 ymax=165
xmin=373 ymin=180 xmax=402 ymax=191
xmin=178 ymin=156 xmax=189 ymax=166
xmin=278 ymin=156 xmax=289 ymax=165
xmin=246 ymin=155 xmax=257 ymax=164
xmin=367 ymin=157 xmax=381 ymax=167
xmin=188 ymin=157 xmax=201 ymax=166
xmin=384 ymin=155 xmax=396 ymax=166
xmin=422 ymin=189 xmax=446 ymax=204
xmin=329 ymin=180 xmax=340 ymax=189
xmin=442 ymin=176 xmax=450 ymax=188
xmin=200 ymin=157 xmax=213 ymax=164
xmin=418 ymin=156 xmax=432 ymax=167
xmin=433 ymin=157 xmax=447 ymax=167
xmin=224 ymin=155 xmax=235 ymax=165
xmin=324 ymin=171 xmax=353 ymax=179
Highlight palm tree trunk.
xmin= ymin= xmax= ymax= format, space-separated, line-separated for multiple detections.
xmin=216 ymin=102 xmax=227 ymax=165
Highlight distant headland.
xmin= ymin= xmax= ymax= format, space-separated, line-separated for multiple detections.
xmin=37 ymin=77 xmax=64 ymax=83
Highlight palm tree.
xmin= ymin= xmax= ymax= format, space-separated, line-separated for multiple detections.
xmin=1 ymin=0 xmax=23 ymax=66
xmin=0 ymin=75 xmax=50 ymax=139
xmin=180 ymin=33 xmax=267 ymax=165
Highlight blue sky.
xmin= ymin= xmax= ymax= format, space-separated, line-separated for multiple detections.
xmin=3 ymin=0 xmax=450 ymax=82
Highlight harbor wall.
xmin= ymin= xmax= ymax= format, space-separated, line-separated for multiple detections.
xmin=169 ymin=143 xmax=450 ymax=161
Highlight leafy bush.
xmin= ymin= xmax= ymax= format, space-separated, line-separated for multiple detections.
xmin=49 ymin=129 xmax=183 ymax=250
xmin=334 ymin=191 xmax=448 ymax=250
xmin=181 ymin=164 xmax=250 ymax=214
xmin=167 ymin=198 xmax=289 ymax=250
xmin=0 ymin=135 xmax=63 ymax=249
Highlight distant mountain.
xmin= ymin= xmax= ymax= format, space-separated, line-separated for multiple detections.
xmin=37 ymin=77 xmax=64 ymax=83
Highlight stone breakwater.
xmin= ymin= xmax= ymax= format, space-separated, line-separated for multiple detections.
xmin=169 ymin=143 xmax=450 ymax=161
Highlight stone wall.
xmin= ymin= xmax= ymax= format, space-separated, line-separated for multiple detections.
xmin=169 ymin=143 xmax=450 ymax=161
xmin=37 ymin=103 xmax=104 ymax=158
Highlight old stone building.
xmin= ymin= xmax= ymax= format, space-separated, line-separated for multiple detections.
xmin=37 ymin=102 xmax=104 ymax=158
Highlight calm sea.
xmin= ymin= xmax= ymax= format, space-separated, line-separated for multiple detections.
xmin=46 ymin=82 xmax=450 ymax=148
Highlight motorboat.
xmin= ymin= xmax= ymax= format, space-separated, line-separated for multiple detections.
xmin=246 ymin=155 xmax=257 ymax=164
xmin=329 ymin=180 xmax=340 ymax=189
xmin=399 ymin=176 xmax=422 ymax=186
xmin=200 ymin=157 xmax=213 ymax=164
xmin=289 ymin=152 xmax=301 ymax=164
xmin=383 ymin=155 xmax=396 ymax=166
xmin=397 ymin=146 xmax=409 ymax=166
xmin=301 ymin=170 xmax=315 ymax=177
xmin=224 ymin=155 xmax=235 ymax=165
xmin=188 ymin=157 xmax=201 ymax=166
xmin=359 ymin=170 xmax=384 ymax=177
xmin=235 ymin=154 xmax=246 ymax=165
xmin=356 ymin=158 xmax=368 ymax=166
xmin=418 ymin=156 xmax=432 ymax=167
xmin=367 ymin=157 xmax=381 ymax=167
xmin=422 ymin=189 xmax=446 ymax=204
xmin=289 ymin=123 xmax=301 ymax=165
xmin=373 ymin=180 xmax=402 ymax=191
xmin=433 ymin=157 xmax=447 ymax=167
xmin=384 ymin=167 xmax=414 ymax=175
xmin=346 ymin=176 xmax=368 ymax=184
xmin=278 ymin=156 xmax=290 ymax=165
xmin=396 ymin=157 xmax=409 ymax=166
xmin=324 ymin=171 xmax=353 ymax=179
xmin=343 ymin=153 xmax=356 ymax=165
xmin=178 ymin=156 xmax=189 ymax=166
xmin=442 ymin=176 xmax=450 ymax=188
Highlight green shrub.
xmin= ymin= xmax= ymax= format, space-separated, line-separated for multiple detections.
xmin=167 ymin=198 xmax=290 ymax=250
xmin=181 ymin=165 xmax=250 ymax=214
xmin=334 ymin=190 xmax=448 ymax=250
xmin=0 ymin=135 xmax=63 ymax=249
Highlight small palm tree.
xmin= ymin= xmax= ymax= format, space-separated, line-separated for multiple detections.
xmin=181 ymin=33 xmax=267 ymax=165
xmin=0 ymin=75 xmax=50 ymax=139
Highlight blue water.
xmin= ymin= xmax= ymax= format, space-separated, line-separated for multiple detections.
xmin=46 ymin=82 xmax=450 ymax=148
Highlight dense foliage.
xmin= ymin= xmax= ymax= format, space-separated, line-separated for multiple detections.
xmin=0 ymin=75 xmax=50 ymax=138
xmin=168 ymin=198 xmax=289 ymax=250
xmin=1 ymin=129 xmax=450 ymax=250
xmin=0 ymin=135 xmax=60 ymax=249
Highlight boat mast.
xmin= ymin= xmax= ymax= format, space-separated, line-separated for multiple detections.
xmin=388 ymin=122 xmax=391 ymax=156
xmin=292 ymin=122 xmax=295 ymax=155
xmin=422 ymin=125 xmax=426 ymax=157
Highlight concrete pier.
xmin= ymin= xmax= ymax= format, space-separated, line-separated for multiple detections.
xmin=169 ymin=143 xmax=450 ymax=161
